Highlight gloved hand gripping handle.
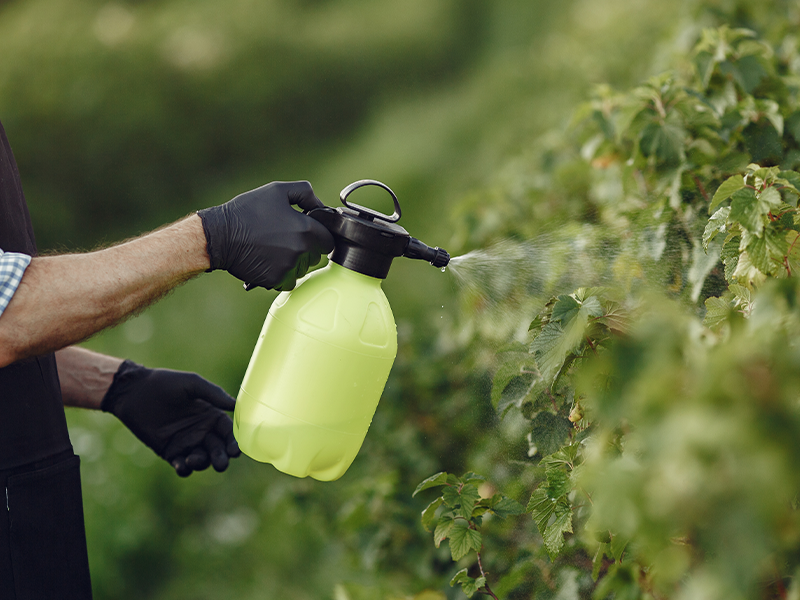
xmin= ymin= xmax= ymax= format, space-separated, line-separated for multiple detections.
xmin=255 ymin=179 xmax=450 ymax=281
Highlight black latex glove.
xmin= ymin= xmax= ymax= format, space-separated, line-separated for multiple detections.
xmin=101 ymin=360 xmax=241 ymax=477
xmin=197 ymin=180 xmax=335 ymax=291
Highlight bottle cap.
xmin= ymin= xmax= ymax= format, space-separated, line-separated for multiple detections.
xmin=309 ymin=180 xmax=449 ymax=279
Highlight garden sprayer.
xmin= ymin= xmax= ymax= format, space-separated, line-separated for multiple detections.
xmin=233 ymin=180 xmax=450 ymax=481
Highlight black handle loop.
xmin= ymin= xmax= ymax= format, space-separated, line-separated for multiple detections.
xmin=339 ymin=179 xmax=401 ymax=223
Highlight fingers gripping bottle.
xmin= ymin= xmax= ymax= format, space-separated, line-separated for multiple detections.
xmin=233 ymin=180 xmax=450 ymax=481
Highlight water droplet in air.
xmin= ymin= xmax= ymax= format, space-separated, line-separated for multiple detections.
xmin=441 ymin=266 xmax=447 ymax=273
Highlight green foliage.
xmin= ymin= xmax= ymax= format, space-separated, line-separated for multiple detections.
xmin=527 ymin=445 xmax=579 ymax=560
xmin=418 ymin=6 xmax=800 ymax=599
xmin=414 ymin=472 xmax=523 ymax=598
xmin=579 ymin=283 xmax=800 ymax=598
xmin=701 ymin=165 xmax=800 ymax=324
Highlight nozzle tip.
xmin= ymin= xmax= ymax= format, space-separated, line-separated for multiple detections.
xmin=430 ymin=247 xmax=450 ymax=268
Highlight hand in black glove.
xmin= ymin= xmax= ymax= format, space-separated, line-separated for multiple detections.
xmin=197 ymin=180 xmax=335 ymax=291
xmin=101 ymin=360 xmax=241 ymax=477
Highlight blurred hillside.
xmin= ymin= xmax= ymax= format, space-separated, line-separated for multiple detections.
xmin=0 ymin=0 xmax=738 ymax=598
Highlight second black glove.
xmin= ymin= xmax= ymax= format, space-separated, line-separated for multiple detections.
xmin=101 ymin=360 xmax=241 ymax=477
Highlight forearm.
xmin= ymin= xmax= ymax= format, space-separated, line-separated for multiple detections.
xmin=56 ymin=346 xmax=123 ymax=409
xmin=0 ymin=214 xmax=209 ymax=367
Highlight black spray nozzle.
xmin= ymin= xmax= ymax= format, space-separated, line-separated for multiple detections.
xmin=404 ymin=237 xmax=450 ymax=268
xmin=308 ymin=180 xmax=450 ymax=279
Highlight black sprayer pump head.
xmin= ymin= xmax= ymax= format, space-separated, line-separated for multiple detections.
xmin=308 ymin=180 xmax=450 ymax=279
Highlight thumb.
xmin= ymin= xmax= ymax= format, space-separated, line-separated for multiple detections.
xmin=284 ymin=180 xmax=325 ymax=212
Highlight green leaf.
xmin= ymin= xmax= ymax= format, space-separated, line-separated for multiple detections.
xmin=459 ymin=472 xmax=487 ymax=485
xmin=722 ymin=234 xmax=741 ymax=282
xmin=442 ymin=485 xmax=460 ymax=508
xmin=760 ymin=186 xmax=782 ymax=208
xmin=709 ymin=174 xmax=745 ymax=213
xmin=703 ymin=206 xmax=730 ymax=250
xmin=434 ymin=515 xmax=455 ymax=548
xmin=581 ymin=295 xmax=604 ymax=318
xmin=529 ymin=478 xmax=573 ymax=560
xmin=493 ymin=372 xmax=535 ymax=414
xmin=421 ymin=497 xmax=444 ymax=532
xmin=594 ymin=530 xmax=612 ymax=544
xmin=729 ymin=187 xmax=765 ymax=234
xmin=543 ymin=464 xmax=572 ymax=498
xmin=694 ymin=50 xmax=715 ymax=88
xmin=528 ymin=411 xmax=573 ymax=457
xmin=528 ymin=488 xmax=556 ymax=529
xmin=744 ymin=226 xmax=788 ymax=275
xmin=779 ymin=170 xmax=800 ymax=192
xmin=551 ymin=294 xmax=581 ymax=324
xmin=450 ymin=568 xmax=471 ymax=587
xmin=443 ymin=484 xmax=481 ymax=519
xmin=413 ymin=472 xmax=449 ymax=497
xmin=489 ymin=496 xmax=526 ymax=519
xmin=732 ymin=249 xmax=767 ymax=286
xmin=471 ymin=578 xmax=488 ymax=596
xmin=529 ymin=463 xmax=569 ymax=509
xmin=478 ymin=494 xmax=525 ymax=519
xmin=597 ymin=304 xmax=630 ymax=334
xmin=450 ymin=569 xmax=486 ymax=599
xmin=729 ymin=284 xmax=752 ymax=305
xmin=786 ymin=230 xmax=800 ymax=276
xmin=542 ymin=443 xmax=580 ymax=470
xmin=609 ymin=534 xmax=629 ymax=562
xmin=735 ymin=53 xmax=768 ymax=94
xmin=448 ymin=520 xmax=482 ymax=561
xmin=639 ymin=120 xmax=685 ymax=165
xmin=703 ymin=296 xmax=731 ymax=331
xmin=592 ymin=543 xmax=607 ymax=581
xmin=542 ymin=501 xmax=573 ymax=559
xmin=531 ymin=300 xmax=592 ymax=383
xmin=490 ymin=347 xmax=534 ymax=410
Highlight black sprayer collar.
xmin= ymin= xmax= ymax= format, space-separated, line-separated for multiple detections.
xmin=308 ymin=180 xmax=450 ymax=279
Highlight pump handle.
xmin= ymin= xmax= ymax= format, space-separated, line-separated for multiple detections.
xmin=340 ymin=180 xmax=402 ymax=223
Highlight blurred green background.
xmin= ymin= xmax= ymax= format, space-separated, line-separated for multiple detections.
xmin=0 ymin=0 xmax=735 ymax=598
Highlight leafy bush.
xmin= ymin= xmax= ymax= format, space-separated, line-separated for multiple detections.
xmin=421 ymin=9 xmax=800 ymax=599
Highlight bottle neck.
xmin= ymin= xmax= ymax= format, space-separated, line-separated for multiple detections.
xmin=328 ymin=260 xmax=384 ymax=286
xmin=329 ymin=244 xmax=396 ymax=279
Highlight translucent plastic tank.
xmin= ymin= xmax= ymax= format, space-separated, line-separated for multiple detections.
xmin=234 ymin=262 xmax=397 ymax=481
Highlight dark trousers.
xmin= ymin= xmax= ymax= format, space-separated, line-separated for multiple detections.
xmin=0 ymin=451 xmax=92 ymax=599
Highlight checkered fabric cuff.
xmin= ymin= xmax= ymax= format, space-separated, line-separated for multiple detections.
xmin=0 ymin=250 xmax=31 ymax=317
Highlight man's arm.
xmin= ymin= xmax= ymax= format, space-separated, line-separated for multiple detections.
xmin=56 ymin=345 xmax=241 ymax=475
xmin=0 ymin=181 xmax=335 ymax=369
xmin=56 ymin=346 xmax=123 ymax=409
xmin=0 ymin=215 xmax=209 ymax=368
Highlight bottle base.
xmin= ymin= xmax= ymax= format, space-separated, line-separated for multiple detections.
xmin=234 ymin=389 xmax=365 ymax=482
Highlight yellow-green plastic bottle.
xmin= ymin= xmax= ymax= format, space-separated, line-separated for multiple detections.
xmin=233 ymin=180 xmax=449 ymax=481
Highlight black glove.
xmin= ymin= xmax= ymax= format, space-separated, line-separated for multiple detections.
xmin=197 ymin=180 xmax=335 ymax=291
xmin=101 ymin=360 xmax=241 ymax=477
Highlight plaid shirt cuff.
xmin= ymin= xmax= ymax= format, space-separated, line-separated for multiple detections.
xmin=0 ymin=250 xmax=32 ymax=317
